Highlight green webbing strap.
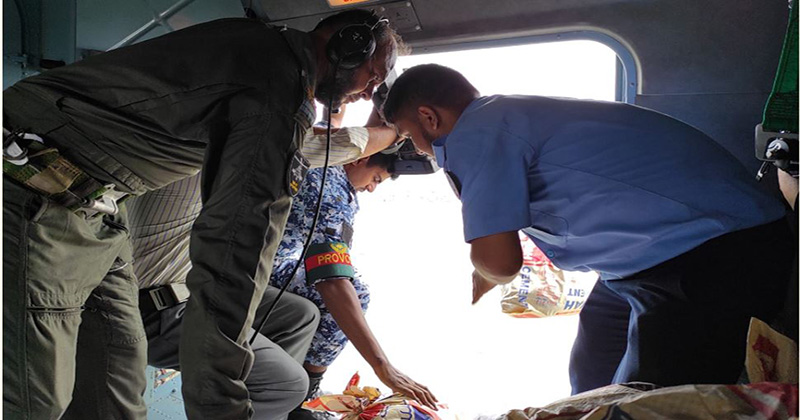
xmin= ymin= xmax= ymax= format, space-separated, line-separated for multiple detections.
xmin=763 ymin=1 xmax=798 ymax=133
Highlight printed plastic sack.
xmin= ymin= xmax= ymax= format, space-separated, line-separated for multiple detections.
xmin=500 ymin=232 xmax=597 ymax=318
xmin=303 ymin=372 xmax=441 ymax=420
xmin=746 ymin=317 xmax=798 ymax=384
xmin=500 ymin=382 xmax=798 ymax=420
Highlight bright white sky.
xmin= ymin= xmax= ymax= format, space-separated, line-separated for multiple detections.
xmin=317 ymin=40 xmax=618 ymax=418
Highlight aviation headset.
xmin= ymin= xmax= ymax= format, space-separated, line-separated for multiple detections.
xmin=244 ymin=1 xmax=387 ymax=71
xmin=327 ymin=13 xmax=389 ymax=70
xmin=251 ymin=12 xmax=391 ymax=345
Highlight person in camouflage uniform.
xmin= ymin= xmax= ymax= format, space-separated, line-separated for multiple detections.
xmin=271 ymin=156 xmax=438 ymax=418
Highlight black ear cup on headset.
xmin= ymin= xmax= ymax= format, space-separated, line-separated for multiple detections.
xmin=326 ymin=15 xmax=383 ymax=70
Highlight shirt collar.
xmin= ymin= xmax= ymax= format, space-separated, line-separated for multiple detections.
xmin=344 ymin=173 xmax=357 ymax=197
xmin=332 ymin=166 xmax=357 ymax=201
xmin=431 ymin=98 xmax=484 ymax=168
xmin=432 ymin=135 xmax=449 ymax=168
xmin=278 ymin=27 xmax=317 ymax=102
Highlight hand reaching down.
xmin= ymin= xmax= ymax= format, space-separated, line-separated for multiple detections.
xmin=375 ymin=363 xmax=439 ymax=410
xmin=472 ymin=270 xmax=497 ymax=304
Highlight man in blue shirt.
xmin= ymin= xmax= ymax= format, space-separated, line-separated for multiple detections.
xmin=382 ymin=64 xmax=793 ymax=393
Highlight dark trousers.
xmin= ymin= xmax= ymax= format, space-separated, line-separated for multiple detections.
xmin=569 ymin=218 xmax=793 ymax=394
xmin=141 ymin=286 xmax=320 ymax=420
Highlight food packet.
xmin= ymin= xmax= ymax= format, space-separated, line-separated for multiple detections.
xmin=745 ymin=317 xmax=798 ymax=383
xmin=303 ymin=372 xmax=441 ymax=420
xmin=500 ymin=232 xmax=597 ymax=318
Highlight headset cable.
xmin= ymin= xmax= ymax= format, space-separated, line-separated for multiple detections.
xmin=251 ymin=63 xmax=338 ymax=346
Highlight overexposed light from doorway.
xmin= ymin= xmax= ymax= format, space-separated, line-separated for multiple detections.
xmin=319 ymin=39 xmax=617 ymax=418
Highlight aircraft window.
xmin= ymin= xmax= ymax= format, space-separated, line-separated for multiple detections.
xmin=329 ymin=39 xmax=620 ymax=127
xmin=322 ymin=40 xmax=617 ymax=418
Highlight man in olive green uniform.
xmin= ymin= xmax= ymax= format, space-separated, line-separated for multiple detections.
xmin=3 ymin=10 xmax=399 ymax=420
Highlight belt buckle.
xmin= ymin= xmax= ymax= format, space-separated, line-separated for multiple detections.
xmin=148 ymin=287 xmax=174 ymax=311
xmin=82 ymin=184 xmax=127 ymax=216
xmin=148 ymin=284 xmax=190 ymax=311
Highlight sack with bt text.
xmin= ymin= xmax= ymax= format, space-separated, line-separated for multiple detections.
xmin=302 ymin=372 xmax=442 ymax=420
xmin=500 ymin=232 xmax=597 ymax=318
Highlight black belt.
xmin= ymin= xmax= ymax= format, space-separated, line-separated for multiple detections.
xmin=139 ymin=283 xmax=191 ymax=314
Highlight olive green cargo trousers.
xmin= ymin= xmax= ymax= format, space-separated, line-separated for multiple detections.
xmin=3 ymin=178 xmax=147 ymax=420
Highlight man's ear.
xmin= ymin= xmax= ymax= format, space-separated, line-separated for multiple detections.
xmin=417 ymin=106 xmax=440 ymax=131
xmin=344 ymin=158 xmax=364 ymax=170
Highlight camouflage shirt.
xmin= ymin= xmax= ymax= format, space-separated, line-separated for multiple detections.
xmin=269 ymin=165 xmax=370 ymax=367
xmin=270 ymin=166 xmax=365 ymax=296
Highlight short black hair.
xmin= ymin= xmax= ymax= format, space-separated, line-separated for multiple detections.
xmin=382 ymin=64 xmax=479 ymax=124
xmin=365 ymin=153 xmax=398 ymax=179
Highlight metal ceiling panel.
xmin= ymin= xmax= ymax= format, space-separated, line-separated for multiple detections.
xmin=245 ymin=0 xmax=354 ymax=22
xmin=78 ymin=0 xmax=243 ymax=52
xmin=259 ymin=0 xmax=421 ymax=34
xmin=252 ymin=0 xmax=644 ymax=35
xmin=379 ymin=2 xmax=421 ymax=33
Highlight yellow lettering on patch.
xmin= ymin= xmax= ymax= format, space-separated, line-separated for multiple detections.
xmin=326 ymin=0 xmax=377 ymax=6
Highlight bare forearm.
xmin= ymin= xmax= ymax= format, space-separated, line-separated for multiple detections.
xmin=361 ymin=126 xmax=399 ymax=158
xmin=470 ymin=231 xmax=523 ymax=285
xmin=317 ymin=280 xmax=440 ymax=409
xmin=366 ymin=105 xmax=383 ymax=127
xmin=316 ymin=278 xmax=389 ymax=370
xmin=472 ymin=262 xmax=518 ymax=285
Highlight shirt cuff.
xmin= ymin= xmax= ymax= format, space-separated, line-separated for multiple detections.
xmin=302 ymin=127 xmax=369 ymax=168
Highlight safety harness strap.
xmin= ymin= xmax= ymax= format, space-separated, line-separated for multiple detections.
xmin=755 ymin=2 xmax=799 ymax=180
xmin=763 ymin=1 xmax=798 ymax=134
xmin=139 ymin=283 xmax=191 ymax=313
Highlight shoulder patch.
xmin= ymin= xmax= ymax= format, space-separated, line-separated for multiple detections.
xmin=287 ymin=150 xmax=310 ymax=197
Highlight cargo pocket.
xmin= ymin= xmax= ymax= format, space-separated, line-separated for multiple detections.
xmin=86 ymin=211 xmax=144 ymax=347
xmin=26 ymin=306 xmax=84 ymax=415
